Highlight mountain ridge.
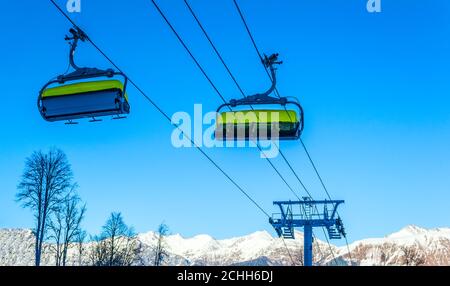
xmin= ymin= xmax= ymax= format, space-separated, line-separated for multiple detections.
xmin=1 ymin=225 xmax=449 ymax=266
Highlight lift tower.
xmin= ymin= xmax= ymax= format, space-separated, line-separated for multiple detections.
xmin=269 ymin=198 xmax=346 ymax=266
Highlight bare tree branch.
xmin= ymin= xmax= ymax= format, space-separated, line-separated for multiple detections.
xmin=16 ymin=148 xmax=75 ymax=266
xmin=153 ymin=223 xmax=169 ymax=266
xmin=400 ymin=243 xmax=426 ymax=266
xmin=89 ymin=212 xmax=140 ymax=266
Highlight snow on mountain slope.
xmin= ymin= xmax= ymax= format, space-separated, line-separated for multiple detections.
xmin=139 ymin=231 xmax=302 ymax=265
xmin=138 ymin=230 xmax=331 ymax=265
xmin=1 ymin=225 xmax=449 ymax=266
xmin=335 ymin=225 xmax=450 ymax=266
xmin=0 ymin=229 xmax=35 ymax=266
xmin=341 ymin=225 xmax=450 ymax=249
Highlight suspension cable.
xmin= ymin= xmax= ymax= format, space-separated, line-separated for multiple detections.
xmin=301 ymin=139 xmax=354 ymax=264
xmin=182 ymin=0 xmax=319 ymax=207
xmin=232 ymin=0 xmax=283 ymax=99
xmin=182 ymin=0 xmax=305 ymax=199
xmin=48 ymin=0 xmax=271 ymax=220
xmin=49 ymin=0 xmax=344 ymax=266
xmin=183 ymin=0 xmax=246 ymax=98
xmin=150 ymin=0 xmax=301 ymax=264
xmin=281 ymin=237 xmax=296 ymax=266
xmin=300 ymin=139 xmax=334 ymax=200
xmin=149 ymin=0 xmax=228 ymax=105
xmin=150 ymin=0 xmax=302 ymax=202
xmin=188 ymin=0 xmax=339 ymax=265
xmin=232 ymin=0 xmax=348 ymax=265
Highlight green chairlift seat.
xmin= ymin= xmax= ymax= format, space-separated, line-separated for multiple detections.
xmin=39 ymin=80 xmax=129 ymax=122
xmin=216 ymin=109 xmax=300 ymax=140
xmin=214 ymin=54 xmax=304 ymax=141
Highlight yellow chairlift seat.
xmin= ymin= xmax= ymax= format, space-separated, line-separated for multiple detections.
xmin=216 ymin=109 xmax=300 ymax=140
xmin=39 ymin=80 xmax=130 ymax=122
xmin=42 ymin=80 xmax=129 ymax=101
xmin=214 ymin=54 xmax=304 ymax=141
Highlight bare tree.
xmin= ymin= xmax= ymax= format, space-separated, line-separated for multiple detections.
xmin=152 ymin=223 xmax=169 ymax=266
xmin=196 ymin=254 xmax=211 ymax=266
xmin=400 ymin=244 xmax=426 ymax=266
xmin=90 ymin=212 xmax=139 ymax=266
xmin=61 ymin=195 xmax=86 ymax=266
xmin=16 ymin=149 xmax=75 ymax=266
xmin=89 ymin=235 xmax=109 ymax=266
xmin=310 ymin=241 xmax=334 ymax=266
xmin=48 ymin=194 xmax=86 ymax=266
xmin=196 ymin=251 xmax=220 ymax=266
xmin=48 ymin=208 xmax=64 ymax=266
xmin=293 ymin=246 xmax=304 ymax=266
xmin=133 ymin=241 xmax=147 ymax=266
xmin=303 ymin=240 xmax=333 ymax=266
xmin=379 ymin=242 xmax=394 ymax=266
xmin=75 ymin=230 xmax=87 ymax=266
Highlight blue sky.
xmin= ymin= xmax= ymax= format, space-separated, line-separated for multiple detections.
xmin=0 ymin=0 xmax=449 ymax=245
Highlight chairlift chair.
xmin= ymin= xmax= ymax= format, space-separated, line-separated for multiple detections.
xmin=215 ymin=54 xmax=304 ymax=141
xmin=38 ymin=27 xmax=130 ymax=123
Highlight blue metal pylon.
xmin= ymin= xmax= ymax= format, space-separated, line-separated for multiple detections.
xmin=269 ymin=198 xmax=346 ymax=266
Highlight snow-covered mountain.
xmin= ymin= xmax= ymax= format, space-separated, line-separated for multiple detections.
xmin=336 ymin=225 xmax=450 ymax=266
xmin=137 ymin=230 xmax=337 ymax=266
xmin=1 ymin=225 xmax=449 ymax=266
